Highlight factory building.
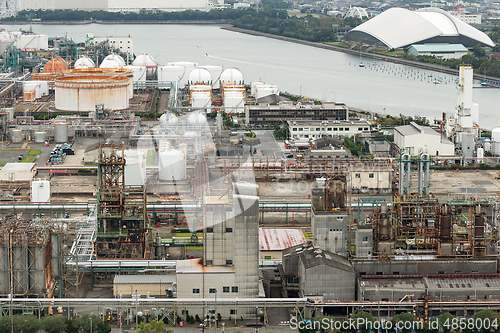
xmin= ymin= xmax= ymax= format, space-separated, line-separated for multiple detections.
xmin=176 ymin=182 xmax=259 ymax=318
xmin=246 ymin=101 xmax=348 ymax=125
xmin=407 ymin=44 xmax=468 ymax=60
xmin=288 ymin=120 xmax=370 ymax=139
xmin=311 ymin=178 xmax=350 ymax=257
xmin=0 ymin=162 xmax=36 ymax=183
xmin=358 ymin=274 xmax=500 ymax=303
xmin=259 ymin=228 xmax=307 ymax=260
xmin=87 ymin=33 xmax=134 ymax=56
xmin=395 ymin=122 xmax=454 ymax=156
xmin=349 ymin=165 xmax=393 ymax=194
xmin=282 ymin=242 xmax=355 ymax=301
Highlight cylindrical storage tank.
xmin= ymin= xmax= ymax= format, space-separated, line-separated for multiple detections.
xmin=55 ymin=75 xmax=129 ymax=111
xmin=31 ymin=179 xmax=51 ymax=202
xmin=492 ymin=128 xmax=500 ymax=143
xmin=484 ymin=138 xmax=491 ymax=152
xmin=158 ymin=65 xmax=186 ymax=89
xmin=54 ymin=122 xmax=68 ymax=143
xmin=220 ymin=67 xmax=244 ymax=85
xmin=11 ymin=128 xmax=23 ymax=143
xmin=159 ymin=150 xmax=186 ymax=181
xmin=200 ymin=65 xmax=223 ymax=89
xmin=167 ymin=62 xmax=198 ymax=89
xmin=132 ymin=53 xmax=157 ymax=76
xmin=34 ymin=131 xmax=47 ymax=143
xmin=124 ymin=150 xmax=145 ymax=186
xmin=124 ymin=65 xmax=147 ymax=82
xmin=188 ymin=68 xmax=212 ymax=87
xmin=250 ymin=82 xmax=265 ymax=97
xmin=477 ymin=147 xmax=484 ymax=163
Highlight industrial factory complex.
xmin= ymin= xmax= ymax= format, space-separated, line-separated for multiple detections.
xmin=1 ymin=28 xmax=500 ymax=331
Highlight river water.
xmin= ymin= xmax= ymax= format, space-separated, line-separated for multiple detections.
xmin=2 ymin=23 xmax=499 ymax=128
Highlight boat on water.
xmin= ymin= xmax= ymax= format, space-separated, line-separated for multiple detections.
xmin=433 ymin=78 xmax=441 ymax=84
xmin=359 ymin=62 xmax=365 ymax=68
xmin=481 ymin=81 xmax=488 ymax=87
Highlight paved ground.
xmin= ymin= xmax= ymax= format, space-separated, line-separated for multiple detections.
xmin=253 ymin=130 xmax=284 ymax=158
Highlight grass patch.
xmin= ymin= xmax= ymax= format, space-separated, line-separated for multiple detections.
xmin=28 ymin=149 xmax=42 ymax=156
xmin=21 ymin=157 xmax=36 ymax=163
xmin=146 ymin=149 xmax=154 ymax=165
xmin=370 ymin=49 xmax=405 ymax=57
xmin=326 ymin=41 xmax=350 ymax=48
xmin=0 ymin=162 xmax=5 ymax=167
xmin=186 ymin=246 xmax=203 ymax=251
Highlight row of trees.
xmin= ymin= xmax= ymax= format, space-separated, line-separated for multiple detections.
xmin=232 ymin=11 xmax=342 ymax=42
xmin=1 ymin=8 xmax=250 ymax=22
xmin=0 ymin=314 xmax=110 ymax=333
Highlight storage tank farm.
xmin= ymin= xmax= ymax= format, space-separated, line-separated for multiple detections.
xmin=493 ymin=128 xmax=500 ymax=156
xmin=220 ymin=67 xmax=245 ymax=114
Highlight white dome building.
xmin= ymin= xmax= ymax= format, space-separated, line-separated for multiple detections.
xmin=74 ymin=56 xmax=95 ymax=69
xmin=188 ymin=68 xmax=212 ymax=86
xmin=133 ymin=53 xmax=157 ymax=76
xmin=220 ymin=68 xmax=244 ymax=85
xmin=344 ymin=7 xmax=494 ymax=49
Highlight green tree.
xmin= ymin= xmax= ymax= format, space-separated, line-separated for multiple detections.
xmin=351 ymin=311 xmax=376 ymax=333
xmin=391 ymin=312 xmax=418 ymax=333
xmin=41 ymin=315 xmax=66 ymax=333
xmin=438 ymin=312 xmax=455 ymax=333
xmin=137 ymin=319 xmax=170 ymax=333
xmin=473 ymin=44 xmax=486 ymax=58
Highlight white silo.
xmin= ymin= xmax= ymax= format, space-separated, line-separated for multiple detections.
xmin=34 ymin=131 xmax=47 ymax=143
xmin=493 ymin=128 xmax=500 ymax=156
xmin=250 ymin=82 xmax=265 ymax=97
xmin=477 ymin=147 xmax=484 ymax=164
xmin=54 ymin=122 xmax=68 ymax=143
xmin=11 ymin=128 xmax=23 ymax=143
xmin=484 ymin=138 xmax=491 ymax=152
xmin=188 ymin=68 xmax=212 ymax=87
xmin=191 ymin=91 xmax=212 ymax=111
xmin=159 ymin=150 xmax=186 ymax=181
xmin=200 ymin=65 xmax=223 ymax=89
xmin=223 ymin=89 xmax=245 ymax=114
xmin=255 ymin=84 xmax=279 ymax=100
xmin=158 ymin=65 xmax=185 ymax=89
xmin=124 ymin=150 xmax=146 ymax=186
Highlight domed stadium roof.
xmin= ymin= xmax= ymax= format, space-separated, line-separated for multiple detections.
xmin=344 ymin=7 xmax=494 ymax=49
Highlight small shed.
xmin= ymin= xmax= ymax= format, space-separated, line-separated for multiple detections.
xmin=407 ymin=44 xmax=468 ymax=60
xmin=0 ymin=163 xmax=36 ymax=183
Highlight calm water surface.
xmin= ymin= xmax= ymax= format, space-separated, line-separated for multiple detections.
xmin=2 ymin=23 xmax=498 ymax=128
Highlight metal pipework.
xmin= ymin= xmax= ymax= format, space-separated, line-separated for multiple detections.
xmin=399 ymin=153 xmax=411 ymax=197
xmin=418 ymin=153 xmax=431 ymax=196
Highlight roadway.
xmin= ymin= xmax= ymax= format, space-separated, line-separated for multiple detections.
xmin=253 ymin=130 xmax=284 ymax=159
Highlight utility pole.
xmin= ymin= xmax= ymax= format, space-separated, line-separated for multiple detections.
xmin=10 ymin=229 xmax=13 ymax=333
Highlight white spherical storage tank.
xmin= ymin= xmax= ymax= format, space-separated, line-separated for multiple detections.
xmin=124 ymin=150 xmax=146 ymax=186
xmin=159 ymin=112 xmax=178 ymax=128
xmin=132 ymin=53 xmax=157 ymax=75
xmin=187 ymin=112 xmax=208 ymax=127
xmin=159 ymin=150 xmax=186 ymax=181
xmin=220 ymin=67 xmax=244 ymax=85
xmin=99 ymin=58 xmax=121 ymax=69
xmin=74 ymin=56 xmax=96 ymax=69
xmin=30 ymin=179 xmax=50 ymax=203
xmin=188 ymin=68 xmax=212 ymax=87
xmin=55 ymin=75 xmax=129 ymax=111
xmin=200 ymin=65 xmax=223 ymax=89
xmin=103 ymin=53 xmax=126 ymax=67
xmin=477 ymin=147 xmax=484 ymax=163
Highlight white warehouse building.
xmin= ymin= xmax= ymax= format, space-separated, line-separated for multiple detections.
xmin=287 ymin=120 xmax=371 ymax=139
xmin=394 ymin=122 xmax=454 ymax=156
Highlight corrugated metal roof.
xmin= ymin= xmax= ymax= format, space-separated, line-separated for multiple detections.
xmin=409 ymin=43 xmax=468 ymax=52
xmin=113 ymin=274 xmax=176 ymax=284
xmin=2 ymin=163 xmax=35 ymax=171
xmin=259 ymin=228 xmax=307 ymax=251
